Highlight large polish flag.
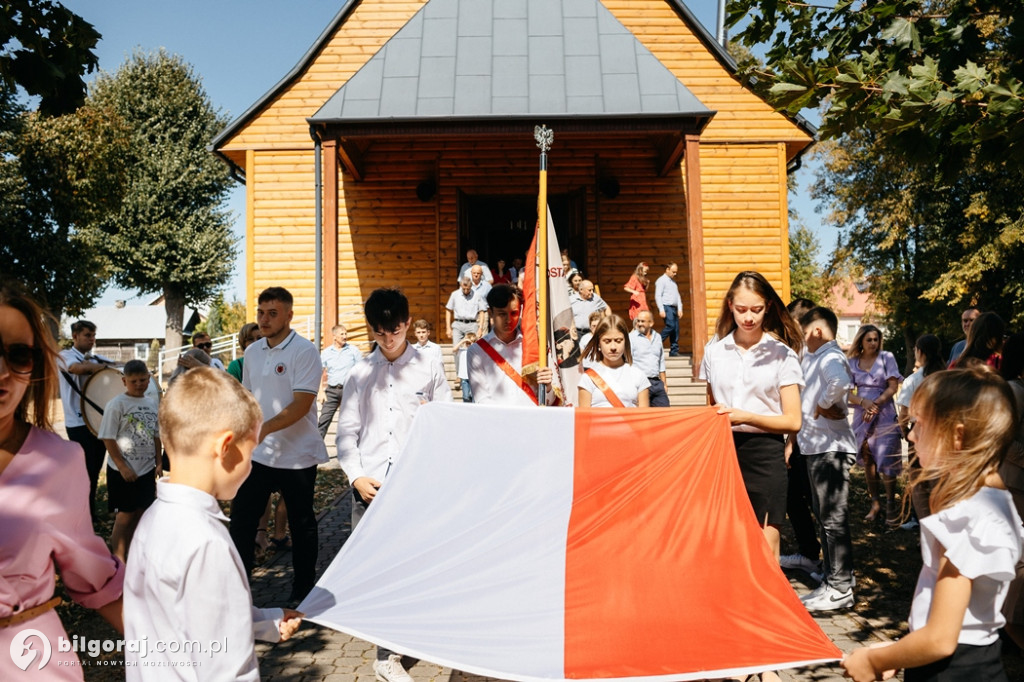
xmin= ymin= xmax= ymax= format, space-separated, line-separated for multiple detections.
xmin=300 ymin=404 xmax=841 ymax=681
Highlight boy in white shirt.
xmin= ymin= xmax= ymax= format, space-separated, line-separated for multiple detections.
xmin=125 ymin=368 xmax=301 ymax=679
xmin=97 ymin=360 xmax=160 ymax=561
xmin=795 ymin=307 xmax=859 ymax=612
xmin=337 ymin=288 xmax=452 ymax=682
xmin=411 ymin=318 xmax=444 ymax=367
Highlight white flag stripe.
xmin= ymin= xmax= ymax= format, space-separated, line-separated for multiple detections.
xmin=302 ymin=402 xmax=576 ymax=678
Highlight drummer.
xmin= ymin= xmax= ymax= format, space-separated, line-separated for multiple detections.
xmin=59 ymin=320 xmax=113 ymax=523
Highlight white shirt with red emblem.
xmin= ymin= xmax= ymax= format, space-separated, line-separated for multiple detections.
xmin=243 ymin=330 xmax=328 ymax=469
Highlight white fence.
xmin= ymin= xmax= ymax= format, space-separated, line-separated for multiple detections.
xmin=156 ymin=316 xmax=316 ymax=380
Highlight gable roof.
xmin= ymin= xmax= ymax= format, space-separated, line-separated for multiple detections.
xmin=308 ymin=0 xmax=712 ymax=125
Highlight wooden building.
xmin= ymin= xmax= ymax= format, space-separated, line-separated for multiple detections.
xmin=212 ymin=0 xmax=814 ymax=369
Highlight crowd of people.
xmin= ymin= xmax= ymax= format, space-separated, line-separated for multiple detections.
xmin=3 ymin=259 xmax=1024 ymax=681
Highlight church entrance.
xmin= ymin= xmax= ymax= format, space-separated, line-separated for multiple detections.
xmin=457 ymin=190 xmax=587 ymax=277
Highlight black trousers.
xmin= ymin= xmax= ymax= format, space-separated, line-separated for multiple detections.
xmin=786 ymin=441 xmax=821 ymax=560
xmin=66 ymin=425 xmax=107 ymax=524
xmin=318 ymin=385 xmax=343 ymax=438
xmin=647 ymin=377 xmax=670 ymax=407
xmin=229 ymin=462 xmax=318 ymax=593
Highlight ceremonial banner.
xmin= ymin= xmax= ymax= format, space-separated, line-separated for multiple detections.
xmin=521 ymin=207 xmax=583 ymax=405
xmin=300 ymin=403 xmax=841 ymax=681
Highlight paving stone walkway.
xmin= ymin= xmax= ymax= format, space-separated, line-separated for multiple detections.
xmin=251 ymin=481 xmax=893 ymax=682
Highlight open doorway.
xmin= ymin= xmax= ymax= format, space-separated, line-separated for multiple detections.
xmin=457 ymin=190 xmax=587 ymax=276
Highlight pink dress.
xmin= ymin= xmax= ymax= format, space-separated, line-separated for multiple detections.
xmin=625 ymin=274 xmax=648 ymax=321
xmin=1 ymin=427 xmax=124 ymax=680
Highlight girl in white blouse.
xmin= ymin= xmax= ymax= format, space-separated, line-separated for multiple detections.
xmin=843 ymin=367 xmax=1023 ymax=682
xmin=578 ymin=315 xmax=650 ymax=408
xmin=699 ymin=271 xmax=804 ymax=562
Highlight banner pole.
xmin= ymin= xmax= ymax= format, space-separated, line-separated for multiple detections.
xmin=534 ymin=124 xmax=553 ymax=406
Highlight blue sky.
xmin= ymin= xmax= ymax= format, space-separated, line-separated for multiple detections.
xmin=61 ymin=0 xmax=826 ymax=305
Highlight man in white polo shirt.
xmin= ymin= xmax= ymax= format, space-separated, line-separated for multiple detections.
xmin=445 ymin=276 xmax=486 ymax=348
xmin=58 ymin=319 xmax=113 ymax=523
xmin=229 ymin=286 xmax=328 ymax=604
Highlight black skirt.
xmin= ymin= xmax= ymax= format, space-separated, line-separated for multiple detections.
xmin=732 ymin=432 xmax=787 ymax=527
xmin=904 ymin=639 xmax=1007 ymax=682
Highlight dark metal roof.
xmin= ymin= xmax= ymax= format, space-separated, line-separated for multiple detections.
xmin=308 ymin=0 xmax=712 ymax=124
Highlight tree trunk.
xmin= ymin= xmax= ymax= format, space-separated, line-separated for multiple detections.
xmin=164 ymin=284 xmax=185 ymax=352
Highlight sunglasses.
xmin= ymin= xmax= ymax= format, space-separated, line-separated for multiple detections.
xmin=197 ymin=342 xmax=213 ymax=350
xmin=0 ymin=341 xmax=37 ymax=375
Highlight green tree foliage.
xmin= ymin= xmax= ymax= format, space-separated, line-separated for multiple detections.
xmin=727 ymin=1 xmax=1023 ymax=161
xmin=195 ymin=293 xmax=247 ymax=339
xmin=789 ymin=221 xmax=838 ymax=307
xmin=87 ymin=50 xmax=237 ymax=350
xmin=0 ymin=82 xmax=128 ymax=319
xmin=729 ymin=1 xmax=1024 ymax=336
xmin=1 ymin=0 xmax=101 ymax=115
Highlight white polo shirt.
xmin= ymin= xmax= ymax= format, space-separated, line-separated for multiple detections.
xmin=699 ymin=331 xmax=804 ymax=434
xmin=336 ymin=344 xmax=452 ymax=484
xmin=242 ymin=330 xmax=328 ymax=469
xmin=57 ymin=347 xmax=100 ymax=428
xmin=446 ymin=289 xmax=485 ymax=321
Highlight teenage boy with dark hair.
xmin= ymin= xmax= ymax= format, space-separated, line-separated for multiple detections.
xmin=336 ymin=288 xmax=452 ymax=682
xmin=229 ymin=286 xmax=328 ymax=604
xmin=795 ymin=307 xmax=858 ymax=611
xmin=467 ymin=285 xmax=554 ymax=406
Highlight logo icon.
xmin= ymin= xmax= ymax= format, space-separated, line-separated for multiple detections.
xmin=10 ymin=628 xmax=52 ymax=671
xmin=275 ymin=363 xmax=287 ymax=375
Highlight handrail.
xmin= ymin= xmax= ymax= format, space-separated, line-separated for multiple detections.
xmin=156 ymin=315 xmax=319 ymax=378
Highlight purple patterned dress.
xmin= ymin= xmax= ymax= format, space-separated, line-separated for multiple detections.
xmin=849 ymin=351 xmax=903 ymax=476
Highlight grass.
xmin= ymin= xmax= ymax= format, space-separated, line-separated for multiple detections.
xmin=58 ymin=465 xmax=1023 ymax=680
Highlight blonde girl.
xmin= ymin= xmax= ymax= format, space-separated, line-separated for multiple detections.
xmin=578 ymin=314 xmax=649 ymax=408
xmin=699 ymin=271 xmax=804 ymax=559
xmin=842 ymin=367 xmax=1023 ymax=682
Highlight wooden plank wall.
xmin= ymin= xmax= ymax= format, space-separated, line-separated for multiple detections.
xmin=696 ymin=142 xmax=789 ymax=339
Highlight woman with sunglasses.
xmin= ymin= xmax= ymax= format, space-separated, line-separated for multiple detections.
xmin=0 ymin=282 xmax=124 ymax=678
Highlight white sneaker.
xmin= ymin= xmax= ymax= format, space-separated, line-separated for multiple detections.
xmin=800 ymin=581 xmax=828 ymax=602
xmin=802 ymin=585 xmax=854 ymax=612
xmin=374 ymin=654 xmax=413 ymax=682
xmin=779 ymin=553 xmax=822 ymax=574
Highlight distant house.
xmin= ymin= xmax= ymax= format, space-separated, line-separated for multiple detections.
xmin=831 ymin=280 xmax=886 ymax=349
xmin=62 ymin=298 xmax=203 ymax=364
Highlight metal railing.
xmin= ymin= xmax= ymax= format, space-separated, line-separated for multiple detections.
xmin=155 ymin=316 xmax=317 ymax=380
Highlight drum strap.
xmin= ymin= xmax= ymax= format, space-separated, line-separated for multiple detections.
xmin=60 ymin=369 xmax=106 ymax=417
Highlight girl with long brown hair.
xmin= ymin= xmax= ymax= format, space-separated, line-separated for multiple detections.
xmin=699 ymin=271 xmax=803 ymax=559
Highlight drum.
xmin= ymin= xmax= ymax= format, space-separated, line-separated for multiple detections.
xmin=81 ymin=368 xmax=162 ymax=436
xmin=81 ymin=368 xmax=123 ymax=436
